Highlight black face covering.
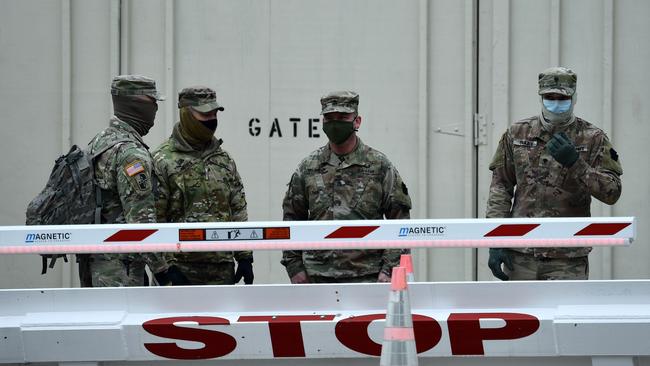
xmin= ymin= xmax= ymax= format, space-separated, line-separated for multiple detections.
xmin=202 ymin=118 xmax=218 ymax=132
xmin=112 ymin=95 xmax=158 ymax=136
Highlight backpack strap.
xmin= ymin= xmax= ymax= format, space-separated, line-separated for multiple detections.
xmin=89 ymin=138 xmax=138 ymax=224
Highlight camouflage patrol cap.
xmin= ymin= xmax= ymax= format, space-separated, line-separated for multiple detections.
xmin=320 ymin=90 xmax=359 ymax=114
xmin=177 ymin=86 xmax=224 ymax=113
xmin=111 ymin=75 xmax=165 ymax=101
xmin=538 ymin=67 xmax=577 ymax=96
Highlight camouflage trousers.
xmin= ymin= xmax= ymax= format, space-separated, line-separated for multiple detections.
xmin=173 ymin=261 xmax=235 ymax=285
xmin=309 ymin=273 xmax=380 ymax=283
xmin=85 ymin=255 xmax=148 ymax=287
xmin=505 ymin=250 xmax=589 ymax=280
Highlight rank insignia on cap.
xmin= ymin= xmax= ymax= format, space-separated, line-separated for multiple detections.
xmin=125 ymin=161 xmax=145 ymax=177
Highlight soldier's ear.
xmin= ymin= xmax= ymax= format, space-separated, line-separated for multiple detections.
xmin=354 ymin=115 xmax=362 ymax=130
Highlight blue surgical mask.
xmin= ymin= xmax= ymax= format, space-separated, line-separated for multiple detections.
xmin=543 ymin=99 xmax=572 ymax=114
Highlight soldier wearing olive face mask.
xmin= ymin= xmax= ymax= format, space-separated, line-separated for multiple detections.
xmin=281 ymin=91 xmax=412 ymax=284
xmin=153 ymin=86 xmax=253 ymax=285
xmin=487 ymin=67 xmax=623 ymax=281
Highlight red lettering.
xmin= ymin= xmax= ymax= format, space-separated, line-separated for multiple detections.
xmin=142 ymin=316 xmax=236 ymax=360
xmin=238 ymin=315 xmax=335 ymax=357
xmin=335 ymin=313 xmax=442 ymax=356
xmin=447 ymin=312 xmax=540 ymax=355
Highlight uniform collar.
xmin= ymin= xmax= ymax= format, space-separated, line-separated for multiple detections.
xmin=110 ymin=116 xmax=148 ymax=148
xmin=530 ymin=114 xmax=578 ymax=142
xmin=319 ymin=137 xmax=368 ymax=168
xmin=528 ymin=115 xmax=553 ymax=142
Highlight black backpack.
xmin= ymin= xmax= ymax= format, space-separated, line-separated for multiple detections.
xmin=26 ymin=141 xmax=127 ymax=277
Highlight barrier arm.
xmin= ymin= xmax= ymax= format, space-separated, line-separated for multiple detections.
xmin=0 ymin=217 xmax=636 ymax=255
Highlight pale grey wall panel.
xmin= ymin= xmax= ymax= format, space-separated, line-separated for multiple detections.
xmin=426 ymin=0 xmax=476 ymax=280
xmin=0 ymin=0 xmax=67 ymax=288
xmin=508 ymin=0 xmax=554 ymax=122
xmin=611 ymin=0 xmax=650 ymax=278
xmin=70 ymin=0 xmax=117 ymax=151
xmin=122 ymin=0 xmax=175 ymax=149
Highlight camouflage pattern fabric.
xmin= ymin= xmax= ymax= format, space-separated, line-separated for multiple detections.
xmin=153 ymin=123 xmax=251 ymax=283
xmin=172 ymin=262 xmax=235 ymax=285
xmin=320 ymin=90 xmax=359 ymax=114
xmin=487 ymin=115 xmax=623 ymax=258
xmin=87 ymin=117 xmax=169 ymax=286
xmin=90 ymin=258 xmax=147 ymax=287
xmin=281 ymin=138 xmax=412 ymax=281
xmin=177 ymin=86 xmax=224 ymax=113
xmin=504 ymin=250 xmax=588 ymax=280
xmin=111 ymin=74 xmax=165 ymax=101
xmin=309 ymin=273 xmax=380 ymax=283
xmin=538 ymin=67 xmax=577 ymax=96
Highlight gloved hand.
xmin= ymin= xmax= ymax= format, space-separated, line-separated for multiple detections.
xmin=154 ymin=265 xmax=190 ymax=286
xmin=488 ymin=248 xmax=514 ymax=281
xmin=234 ymin=258 xmax=254 ymax=284
xmin=546 ymin=132 xmax=579 ymax=167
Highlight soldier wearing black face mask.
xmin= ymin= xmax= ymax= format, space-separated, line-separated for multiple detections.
xmin=153 ymin=86 xmax=253 ymax=285
xmin=281 ymin=90 xmax=412 ymax=284
xmin=85 ymin=75 xmax=172 ymax=287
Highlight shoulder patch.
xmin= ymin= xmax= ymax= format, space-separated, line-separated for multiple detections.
xmin=125 ymin=161 xmax=145 ymax=177
xmin=599 ymin=140 xmax=623 ymax=175
xmin=135 ymin=173 xmax=149 ymax=190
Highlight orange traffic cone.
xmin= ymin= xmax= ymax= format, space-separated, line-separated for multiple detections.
xmin=400 ymin=254 xmax=415 ymax=282
xmin=379 ymin=266 xmax=418 ymax=366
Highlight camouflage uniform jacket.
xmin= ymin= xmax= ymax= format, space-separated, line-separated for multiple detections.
xmin=153 ymin=123 xmax=251 ymax=264
xmin=487 ymin=115 xmax=623 ymax=258
xmin=88 ymin=117 xmax=168 ymax=273
xmin=281 ymin=138 xmax=412 ymax=278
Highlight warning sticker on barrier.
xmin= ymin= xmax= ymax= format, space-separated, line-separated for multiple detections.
xmin=179 ymin=227 xmax=290 ymax=241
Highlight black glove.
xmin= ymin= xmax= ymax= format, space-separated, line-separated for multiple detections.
xmin=488 ymin=248 xmax=514 ymax=281
xmin=154 ymin=270 xmax=171 ymax=286
xmin=154 ymin=265 xmax=190 ymax=286
xmin=546 ymin=132 xmax=579 ymax=167
xmin=233 ymin=258 xmax=254 ymax=284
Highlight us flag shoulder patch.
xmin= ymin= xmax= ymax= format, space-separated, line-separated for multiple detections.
xmin=125 ymin=161 xmax=145 ymax=177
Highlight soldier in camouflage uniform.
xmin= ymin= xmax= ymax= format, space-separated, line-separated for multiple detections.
xmin=281 ymin=91 xmax=412 ymax=283
xmin=487 ymin=67 xmax=623 ymax=281
xmin=86 ymin=75 xmax=170 ymax=287
xmin=153 ymin=86 xmax=253 ymax=285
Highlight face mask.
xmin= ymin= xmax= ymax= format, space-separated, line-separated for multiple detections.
xmin=202 ymin=118 xmax=218 ymax=132
xmin=112 ymin=95 xmax=158 ymax=136
xmin=541 ymin=95 xmax=576 ymax=126
xmin=542 ymin=99 xmax=572 ymax=114
xmin=323 ymin=120 xmax=356 ymax=145
xmin=179 ymin=107 xmax=216 ymax=148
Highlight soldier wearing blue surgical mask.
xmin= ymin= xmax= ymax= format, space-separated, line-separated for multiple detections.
xmin=486 ymin=67 xmax=623 ymax=281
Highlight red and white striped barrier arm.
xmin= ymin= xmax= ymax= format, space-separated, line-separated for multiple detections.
xmin=0 ymin=217 xmax=636 ymax=255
